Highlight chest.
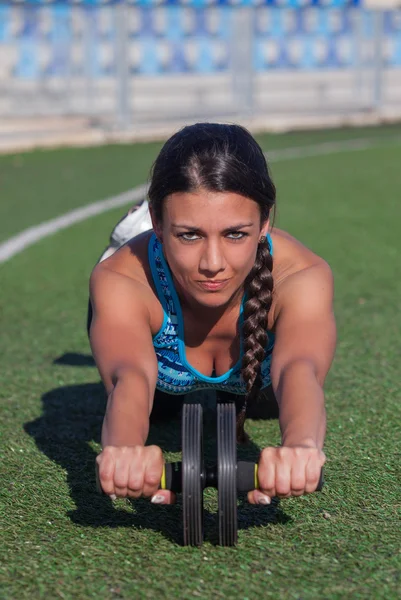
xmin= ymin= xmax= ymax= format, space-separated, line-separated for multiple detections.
xmin=183 ymin=312 xmax=241 ymax=378
xmin=150 ymin=290 xmax=274 ymax=379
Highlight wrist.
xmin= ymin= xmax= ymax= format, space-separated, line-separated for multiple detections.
xmin=281 ymin=437 xmax=320 ymax=449
xmin=101 ymin=391 xmax=149 ymax=448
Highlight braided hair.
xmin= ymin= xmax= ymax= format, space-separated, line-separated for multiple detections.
xmin=148 ymin=123 xmax=276 ymax=441
xmin=237 ymin=235 xmax=273 ymax=443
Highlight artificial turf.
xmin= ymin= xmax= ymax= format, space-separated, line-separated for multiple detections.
xmin=0 ymin=125 xmax=400 ymax=599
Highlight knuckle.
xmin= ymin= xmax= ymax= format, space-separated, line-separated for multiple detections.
xmin=114 ymin=473 xmax=129 ymax=488
xmin=291 ymin=478 xmax=305 ymax=493
xmin=128 ymin=473 xmax=143 ymax=491
xmin=149 ymin=445 xmax=163 ymax=459
xmin=278 ymin=446 xmax=290 ymax=459
xmin=145 ymin=471 xmax=161 ymax=487
xmin=276 ymin=484 xmax=290 ymax=496
xmin=260 ymin=447 xmax=274 ymax=462
xmin=102 ymin=446 xmax=116 ymax=457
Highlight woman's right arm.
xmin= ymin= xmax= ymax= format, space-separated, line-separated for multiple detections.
xmin=89 ymin=264 xmax=158 ymax=447
xmin=89 ymin=265 xmax=167 ymax=501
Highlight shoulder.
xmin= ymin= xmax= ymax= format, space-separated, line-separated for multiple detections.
xmin=89 ymin=231 xmax=163 ymax=334
xmin=269 ymin=228 xmax=334 ymax=325
xmin=90 ymin=263 xmax=151 ymax=323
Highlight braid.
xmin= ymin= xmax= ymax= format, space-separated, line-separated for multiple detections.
xmin=237 ymin=236 xmax=274 ymax=443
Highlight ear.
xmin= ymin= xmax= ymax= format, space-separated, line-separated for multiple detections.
xmin=260 ymin=218 xmax=270 ymax=239
xmin=149 ymin=204 xmax=163 ymax=241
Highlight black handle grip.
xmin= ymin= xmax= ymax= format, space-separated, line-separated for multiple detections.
xmin=236 ymin=461 xmax=324 ymax=493
xmin=162 ymin=462 xmax=182 ymax=493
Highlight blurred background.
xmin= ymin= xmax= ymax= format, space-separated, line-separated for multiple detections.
xmin=1 ymin=0 xmax=401 ymax=152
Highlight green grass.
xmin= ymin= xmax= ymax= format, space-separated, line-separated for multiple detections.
xmin=1 ymin=126 xmax=400 ymax=599
xmin=2 ymin=121 xmax=401 ymax=242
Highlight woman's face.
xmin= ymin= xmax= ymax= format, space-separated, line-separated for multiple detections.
xmin=152 ymin=189 xmax=269 ymax=309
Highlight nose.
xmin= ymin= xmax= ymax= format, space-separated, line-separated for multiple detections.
xmin=199 ymin=238 xmax=226 ymax=275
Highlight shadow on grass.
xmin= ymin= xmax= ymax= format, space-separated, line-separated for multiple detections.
xmin=24 ymin=378 xmax=291 ymax=546
xmin=53 ymin=352 xmax=96 ymax=368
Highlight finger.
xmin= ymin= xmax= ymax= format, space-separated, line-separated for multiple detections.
xmin=142 ymin=448 xmax=164 ymax=498
xmin=258 ymin=449 xmax=276 ymax=498
xmin=275 ymin=454 xmax=291 ymax=498
xmin=305 ymin=458 xmax=322 ymax=494
xmin=150 ymin=490 xmax=176 ymax=505
xmin=127 ymin=460 xmax=144 ymax=499
xmin=247 ymin=491 xmax=256 ymax=504
xmin=97 ymin=453 xmax=116 ymax=497
xmin=247 ymin=490 xmax=269 ymax=505
xmin=290 ymin=458 xmax=307 ymax=497
xmin=251 ymin=490 xmax=271 ymax=505
xmin=114 ymin=455 xmax=130 ymax=498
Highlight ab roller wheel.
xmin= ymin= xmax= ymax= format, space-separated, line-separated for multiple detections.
xmin=182 ymin=403 xmax=204 ymax=546
xmin=96 ymin=401 xmax=324 ymax=547
xmin=162 ymin=400 xmax=324 ymax=547
xmin=217 ymin=403 xmax=237 ymax=546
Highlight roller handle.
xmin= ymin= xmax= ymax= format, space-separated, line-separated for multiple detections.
xmin=96 ymin=462 xmax=323 ymax=495
xmin=236 ymin=461 xmax=324 ymax=493
xmin=161 ymin=462 xmax=182 ymax=493
xmin=95 ymin=462 xmax=182 ymax=495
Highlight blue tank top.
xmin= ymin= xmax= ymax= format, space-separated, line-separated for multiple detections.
xmin=148 ymin=233 xmax=275 ymax=395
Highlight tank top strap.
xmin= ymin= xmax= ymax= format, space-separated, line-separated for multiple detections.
xmin=147 ymin=232 xmax=176 ymax=316
xmin=266 ymin=232 xmax=273 ymax=256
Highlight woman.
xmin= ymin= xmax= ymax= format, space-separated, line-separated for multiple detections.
xmin=89 ymin=123 xmax=336 ymax=507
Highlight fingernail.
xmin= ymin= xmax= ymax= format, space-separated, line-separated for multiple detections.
xmin=109 ymin=494 xmax=117 ymax=501
xmin=257 ymin=494 xmax=271 ymax=505
xmin=151 ymin=495 xmax=165 ymax=504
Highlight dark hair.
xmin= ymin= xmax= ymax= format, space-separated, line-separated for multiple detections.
xmin=148 ymin=123 xmax=276 ymax=442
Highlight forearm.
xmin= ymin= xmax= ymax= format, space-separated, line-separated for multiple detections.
xmin=274 ymin=361 xmax=326 ymax=450
xmin=101 ymin=369 xmax=154 ymax=448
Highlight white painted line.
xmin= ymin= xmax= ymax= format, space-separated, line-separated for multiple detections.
xmin=0 ymin=184 xmax=147 ymax=263
xmin=1 ymin=135 xmax=401 ymax=264
xmin=267 ymin=136 xmax=401 ymax=162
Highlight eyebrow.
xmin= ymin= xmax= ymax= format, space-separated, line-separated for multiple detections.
xmin=171 ymin=223 xmax=254 ymax=232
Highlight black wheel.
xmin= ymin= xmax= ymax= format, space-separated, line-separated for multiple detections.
xmin=182 ymin=403 xmax=204 ymax=546
xmin=217 ymin=402 xmax=237 ymax=546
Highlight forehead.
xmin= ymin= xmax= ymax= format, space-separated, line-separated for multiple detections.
xmin=164 ymin=190 xmax=260 ymax=227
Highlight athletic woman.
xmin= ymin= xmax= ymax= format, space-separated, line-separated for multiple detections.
xmin=89 ymin=123 xmax=336 ymax=507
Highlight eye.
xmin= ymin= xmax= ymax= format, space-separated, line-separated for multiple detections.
xmin=178 ymin=232 xmax=201 ymax=242
xmin=226 ymin=231 xmax=248 ymax=240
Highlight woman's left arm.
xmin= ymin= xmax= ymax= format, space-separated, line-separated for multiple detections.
xmin=249 ymin=261 xmax=336 ymax=504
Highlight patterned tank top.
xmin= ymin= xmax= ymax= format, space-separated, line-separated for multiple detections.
xmin=148 ymin=233 xmax=275 ymax=395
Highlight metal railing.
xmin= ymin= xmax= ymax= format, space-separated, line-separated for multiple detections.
xmin=0 ymin=0 xmax=400 ymax=128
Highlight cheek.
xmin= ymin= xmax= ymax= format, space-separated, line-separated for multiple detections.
xmin=164 ymin=245 xmax=196 ymax=277
xmin=232 ymin=250 xmax=256 ymax=276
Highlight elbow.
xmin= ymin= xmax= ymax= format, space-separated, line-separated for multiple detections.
xmin=111 ymin=364 xmax=149 ymax=388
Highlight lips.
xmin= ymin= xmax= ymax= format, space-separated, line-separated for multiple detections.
xmin=198 ymin=279 xmax=229 ymax=291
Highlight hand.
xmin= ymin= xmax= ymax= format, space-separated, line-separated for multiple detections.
xmin=248 ymin=445 xmax=326 ymax=505
xmin=96 ymin=445 xmax=175 ymax=504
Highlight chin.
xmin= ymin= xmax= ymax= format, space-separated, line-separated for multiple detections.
xmin=192 ymin=288 xmax=237 ymax=309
